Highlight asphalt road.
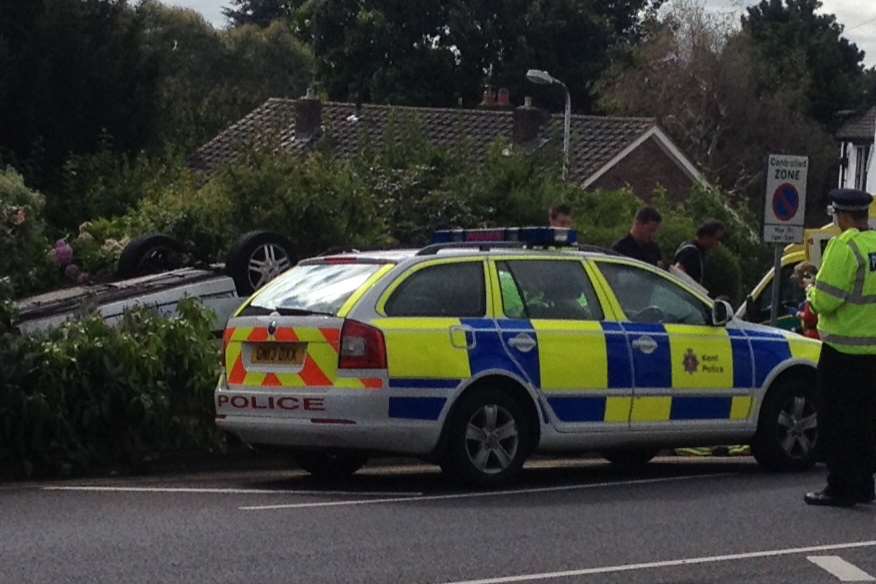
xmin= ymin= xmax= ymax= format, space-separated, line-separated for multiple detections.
xmin=2 ymin=457 xmax=875 ymax=584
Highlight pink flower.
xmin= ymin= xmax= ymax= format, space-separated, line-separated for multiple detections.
xmin=77 ymin=272 xmax=90 ymax=285
xmin=53 ymin=240 xmax=74 ymax=266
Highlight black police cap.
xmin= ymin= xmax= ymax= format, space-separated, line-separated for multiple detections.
xmin=829 ymin=188 xmax=873 ymax=212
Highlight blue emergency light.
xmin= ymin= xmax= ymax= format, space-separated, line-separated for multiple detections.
xmin=431 ymin=227 xmax=577 ymax=246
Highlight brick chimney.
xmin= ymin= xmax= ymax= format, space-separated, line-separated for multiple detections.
xmin=496 ymin=88 xmax=511 ymax=107
xmin=513 ymin=97 xmax=548 ymax=145
xmin=295 ymin=86 xmax=322 ymax=141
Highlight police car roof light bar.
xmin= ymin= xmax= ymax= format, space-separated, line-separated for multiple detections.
xmin=416 ymin=241 xmax=524 ymax=256
xmin=430 ymin=227 xmax=578 ymax=246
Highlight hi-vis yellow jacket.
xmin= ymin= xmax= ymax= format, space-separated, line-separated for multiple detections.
xmin=808 ymin=228 xmax=876 ymax=355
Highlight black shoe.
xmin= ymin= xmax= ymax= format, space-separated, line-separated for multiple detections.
xmin=804 ymin=489 xmax=857 ymax=507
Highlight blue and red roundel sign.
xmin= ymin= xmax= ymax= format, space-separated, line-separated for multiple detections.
xmin=772 ymin=182 xmax=799 ymax=222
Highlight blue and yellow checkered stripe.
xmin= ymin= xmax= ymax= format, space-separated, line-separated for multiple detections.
xmin=378 ymin=317 xmax=818 ymax=423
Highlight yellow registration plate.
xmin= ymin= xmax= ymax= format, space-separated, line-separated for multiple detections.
xmin=251 ymin=343 xmax=307 ymax=365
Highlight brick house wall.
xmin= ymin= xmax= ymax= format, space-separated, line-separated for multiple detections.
xmin=587 ymin=136 xmax=696 ymax=202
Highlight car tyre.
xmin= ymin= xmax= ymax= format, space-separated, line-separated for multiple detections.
xmin=752 ymin=375 xmax=818 ymax=472
xmin=440 ymin=386 xmax=534 ymax=487
xmin=602 ymin=448 xmax=659 ymax=469
xmin=116 ymin=233 xmax=184 ymax=278
xmin=295 ymin=452 xmax=368 ymax=481
xmin=226 ymin=231 xmax=294 ymax=296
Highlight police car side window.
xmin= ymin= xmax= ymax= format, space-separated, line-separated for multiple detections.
xmin=497 ymin=260 xmax=604 ymax=321
xmin=385 ymin=262 xmax=486 ymax=317
xmin=598 ymin=262 xmax=708 ymax=325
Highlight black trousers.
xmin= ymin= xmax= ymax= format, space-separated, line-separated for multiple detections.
xmin=817 ymin=344 xmax=876 ymax=498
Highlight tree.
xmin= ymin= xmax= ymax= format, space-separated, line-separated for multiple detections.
xmin=284 ymin=0 xmax=662 ymax=111
xmin=223 ymin=0 xmax=292 ymax=27
xmin=0 ymin=0 xmax=159 ymax=214
xmin=742 ymin=0 xmax=866 ymax=128
xmin=599 ymin=2 xmax=837 ymax=222
xmin=139 ymin=2 xmax=313 ymax=151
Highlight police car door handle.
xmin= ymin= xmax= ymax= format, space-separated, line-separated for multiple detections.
xmin=508 ymin=333 xmax=537 ymax=353
xmin=632 ymin=335 xmax=658 ymax=354
xmin=450 ymin=325 xmax=476 ymax=349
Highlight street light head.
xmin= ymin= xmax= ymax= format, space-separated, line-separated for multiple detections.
xmin=526 ymin=69 xmax=555 ymax=86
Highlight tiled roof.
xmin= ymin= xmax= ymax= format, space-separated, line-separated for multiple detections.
xmin=836 ymin=106 xmax=876 ymax=142
xmin=190 ymin=98 xmax=659 ymax=185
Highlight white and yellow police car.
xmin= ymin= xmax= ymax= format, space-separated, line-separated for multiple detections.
xmin=215 ymin=228 xmax=822 ymax=485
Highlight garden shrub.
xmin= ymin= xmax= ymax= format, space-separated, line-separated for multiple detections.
xmin=0 ymin=167 xmax=58 ymax=296
xmin=0 ymin=299 xmax=221 ymax=477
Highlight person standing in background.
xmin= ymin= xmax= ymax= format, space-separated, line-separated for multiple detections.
xmin=672 ymin=220 xmax=725 ymax=285
xmin=548 ymin=204 xmax=574 ymax=229
xmin=612 ymin=207 xmax=663 ymax=266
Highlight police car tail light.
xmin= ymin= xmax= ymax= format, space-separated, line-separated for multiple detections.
xmin=339 ymin=320 xmax=387 ymax=370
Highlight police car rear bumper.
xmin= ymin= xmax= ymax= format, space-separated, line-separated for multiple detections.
xmin=215 ymin=384 xmax=442 ymax=455
xmin=216 ymin=415 xmax=439 ymax=454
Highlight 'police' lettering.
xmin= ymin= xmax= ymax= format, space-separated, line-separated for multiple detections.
xmin=304 ymin=398 xmax=326 ymax=411
xmin=216 ymin=395 xmax=328 ymax=412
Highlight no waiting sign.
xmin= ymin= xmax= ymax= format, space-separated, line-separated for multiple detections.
xmin=764 ymin=154 xmax=808 ymax=244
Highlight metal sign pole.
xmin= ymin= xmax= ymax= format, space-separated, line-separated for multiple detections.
xmin=769 ymin=244 xmax=782 ymax=327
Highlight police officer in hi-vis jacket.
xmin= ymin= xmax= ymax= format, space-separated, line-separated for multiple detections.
xmin=805 ymin=188 xmax=876 ymax=507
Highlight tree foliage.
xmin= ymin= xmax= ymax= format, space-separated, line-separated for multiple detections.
xmin=0 ymin=0 xmax=159 ymax=194
xmin=599 ymin=2 xmax=839 ymax=221
xmin=742 ymin=0 xmax=867 ymax=128
xmin=0 ymin=0 xmax=313 ymax=231
xmin=258 ymin=0 xmax=664 ymax=111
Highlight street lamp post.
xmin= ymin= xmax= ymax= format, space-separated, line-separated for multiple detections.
xmin=526 ymin=69 xmax=571 ymax=181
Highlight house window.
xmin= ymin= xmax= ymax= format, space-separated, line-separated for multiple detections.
xmin=855 ymin=145 xmax=871 ymax=190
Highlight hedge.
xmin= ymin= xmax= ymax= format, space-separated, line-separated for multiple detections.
xmin=0 ymin=298 xmax=222 ymax=477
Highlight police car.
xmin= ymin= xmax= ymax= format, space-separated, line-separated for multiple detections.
xmin=215 ymin=227 xmax=822 ymax=485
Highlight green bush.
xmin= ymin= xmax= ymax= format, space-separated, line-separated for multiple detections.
xmin=0 ymin=299 xmax=221 ymax=477
xmin=0 ymin=167 xmax=59 ymax=296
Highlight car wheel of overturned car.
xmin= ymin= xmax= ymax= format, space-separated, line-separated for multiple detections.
xmin=116 ymin=233 xmax=185 ymax=278
xmin=441 ymin=386 xmax=534 ymax=487
xmin=602 ymin=448 xmax=659 ymax=469
xmin=226 ymin=231 xmax=295 ymax=296
xmin=295 ymin=452 xmax=368 ymax=480
xmin=752 ymin=374 xmax=818 ymax=472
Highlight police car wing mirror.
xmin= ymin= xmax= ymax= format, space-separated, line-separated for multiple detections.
xmin=712 ymin=300 xmax=733 ymax=327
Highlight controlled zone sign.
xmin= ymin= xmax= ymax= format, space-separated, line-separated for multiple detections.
xmin=764 ymin=154 xmax=808 ymax=244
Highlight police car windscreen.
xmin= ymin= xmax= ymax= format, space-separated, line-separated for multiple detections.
xmin=246 ymin=263 xmax=387 ymax=315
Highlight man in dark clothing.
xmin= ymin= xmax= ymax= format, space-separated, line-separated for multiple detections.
xmin=673 ymin=220 xmax=726 ymax=284
xmin=612 ymin=207 xmax=663 ymax=266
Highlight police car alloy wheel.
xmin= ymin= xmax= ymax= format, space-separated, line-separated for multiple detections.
xmin=441 ymin=387 xmax=534 ymax=486
xmin=752 ymin=376 xmax=818 ymax=472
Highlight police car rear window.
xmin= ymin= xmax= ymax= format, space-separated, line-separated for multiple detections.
xmin=244 ymin=263 xmax=387 ymax=316
xmin=385 ymin=262 xmax=486 ymax=317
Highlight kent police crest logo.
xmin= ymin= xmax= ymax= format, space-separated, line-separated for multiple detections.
xmin=870 ymin=253 xmax=876 ymax=272
xmin=683 ymin=348 xmax=700 ymax=374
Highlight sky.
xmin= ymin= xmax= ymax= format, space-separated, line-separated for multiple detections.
xmin=168 ymin=0 xmax=876 ymax=67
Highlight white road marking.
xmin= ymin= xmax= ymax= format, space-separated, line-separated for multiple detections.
xmin=438 ymin=541 xmax=876 ymax=584
xmin=42 ymin=486 xmax=423 ymax=497
xmin=239 ymin=472 xmax=736 ymax=511
xmin=807 ymin=556 xmax=876 ymax=582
